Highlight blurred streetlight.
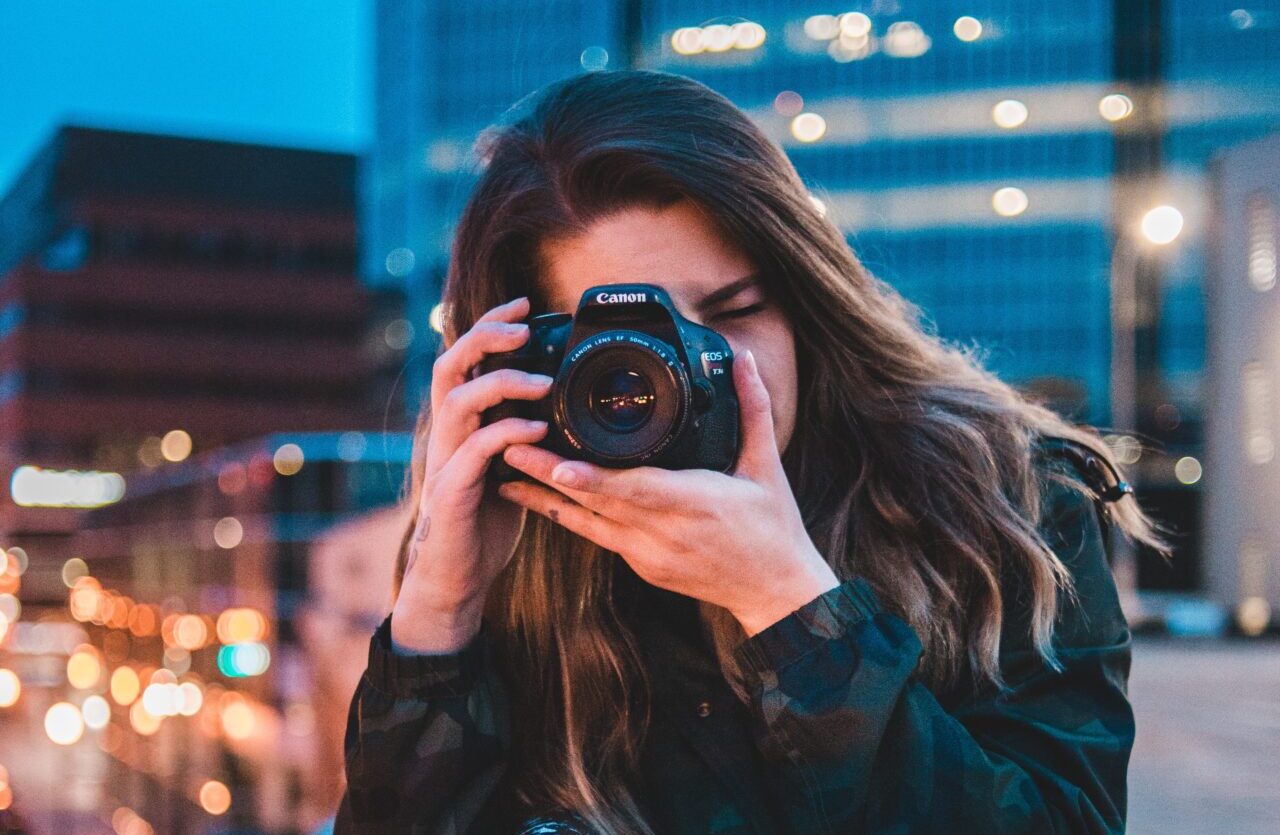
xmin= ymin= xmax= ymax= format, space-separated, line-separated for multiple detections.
xmin=1109 ymin=204 xmax=1184 ymax=612
xmin=1141 ymin=204 xmax=1184 ymax=245
xmin=1110 ymin=203 xmax=1184 ymax=433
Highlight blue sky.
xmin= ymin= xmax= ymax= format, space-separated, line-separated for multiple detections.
xmin=0 ymin=0 xmax=371 ymax=191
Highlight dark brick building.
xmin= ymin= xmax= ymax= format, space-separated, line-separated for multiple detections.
xmin=0 ymin=126 xmax=407 ymax=539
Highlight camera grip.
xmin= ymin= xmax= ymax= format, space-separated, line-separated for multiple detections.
xmin=475 ymin=352 xmax=539 ymax=484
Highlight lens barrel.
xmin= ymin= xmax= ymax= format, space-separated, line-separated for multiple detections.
xmin=556 ymin=330 xmax=691 ymax=463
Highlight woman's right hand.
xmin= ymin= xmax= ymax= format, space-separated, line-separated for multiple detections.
xmin=390 ymin=295 xmax=552 ymax=653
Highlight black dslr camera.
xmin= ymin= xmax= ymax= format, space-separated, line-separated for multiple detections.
xmin=479 ymin=283 xmax=740 ymax=483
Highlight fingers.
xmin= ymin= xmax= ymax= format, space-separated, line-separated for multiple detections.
xmin=428 ymin=369 xmax=553 ymax=464
xmin=495 ymin=479 xmax=630 ymax=553
xmin=502 ymin=443 xmax=700 ymax=518
xmin=475 ymin=295 xmax=530 ymax=325
xmin=430 ymin=417 xmax=549 ymax=511
xmin=430 ymin=297 xmax=531 ymax=413
xmin=730 ymin=349 xmax=784 ymax=483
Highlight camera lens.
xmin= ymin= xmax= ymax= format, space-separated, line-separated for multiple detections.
xmin=588 ymin=367 xmax=655 ymax=432
xmin=556 ymin=330 xmax=691 ymax=464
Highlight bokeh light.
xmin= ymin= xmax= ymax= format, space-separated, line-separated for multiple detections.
xmin=0 ymin=669 xmax=20 ymax=707
xmin=1175 ymin=456 xmax=1203 ymax=485
xmin=3 ymin=548 xmax=26 ymax=578
xmin=1099 ymin=93 xmax=1134 ymax=121
xmin=61 ymin=557 xmax=89 ymax=587
xmin=272 ymin=443 xmax=304 ymax=476
xmin=82 ymin=694 xmax=110 ymax=730
xmin=217 ymin=462 xmax=248 ymax=495
xmin=220 ymin=697 xmax=256 ymax=740
xmin=992 ymin=99 xmax=1028 ymax=129
xmin=112 ymin=807 xmax=155 ymax=835
xmin=839 ymin=12 xmax=871 ymax=38
xmin=0 ymin=593 xmax=19 ymax=623
xmin=428 ymin=302 xmax=446 ymax=334
xmin=992 ymin=187 xmax=1029 ymax=217
xmin=172 ymin=614 xmax=208 ymax=650
xmin=200 ymin=780 xmax=232 ymax=815
xmin=336 ymin=432 xmax=367 ymax=462
xmin=384 ymin=247 xmax=415 ymax=277
xmin=218 ymin=642 xmax=271 ymax=677
xmin=213 ymin=516 xmax=244 ymax=549
xmin=1141 ymin=205 xmax=1184 ymax=245
xmin=579 ymin=45 xmax=609 ymax=72
xmin=45 ymin=701 xmax=85 ymax=745
xmin=954 ymin=16 xmax=983 ymax=42
xmin=790 ymin=112 xmax=827 ymax=143
xmin=216 ymin=607 xmax=268 ymax=644
xmin=178 ymin=681 xmax=205 ymax=716
xmin=1236 ymin=597 xmax=1271 ymax=636
xmin=130 ymin=699 xmax=163 ymax=736
xmin=803 ymin=14 xmax=839 ymax=41
xmin=111 ymin=666 xmax=141 ymax=706
xmin=69 ymin=577 xmax=102 ymax=622
xmin=67 ymin=646 xmax=103 ymax=689
xmin=160 ymin=429 xmax=192 ymax=462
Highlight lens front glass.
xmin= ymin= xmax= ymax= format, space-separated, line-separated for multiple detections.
xmin=558 ymin=332 xmax=690 ymax=463
xmin=588 ymin=367 xmax=655 ymax=432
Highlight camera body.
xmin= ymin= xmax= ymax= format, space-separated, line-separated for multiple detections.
xmin=479 ymin=283 xmax=740 ymax=483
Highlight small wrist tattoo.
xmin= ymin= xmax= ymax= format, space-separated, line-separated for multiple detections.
xmin=405 ymin=514 xmax=431 ymax=574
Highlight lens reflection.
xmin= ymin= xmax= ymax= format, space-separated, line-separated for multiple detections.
xmin=588 ymin=368 xmax=655 ymax=431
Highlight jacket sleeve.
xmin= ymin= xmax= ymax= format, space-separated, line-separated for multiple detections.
xmin=333 ymin=613 xmax=511 ymax=834
xmin=731 ymin=473 xmax=1135 ymax=835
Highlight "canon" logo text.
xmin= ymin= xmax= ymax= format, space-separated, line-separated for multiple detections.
xmin=595 ymin=291 xmax=647 ymax=304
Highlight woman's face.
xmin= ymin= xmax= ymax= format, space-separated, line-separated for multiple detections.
xmin=537 ymin=200 xmax=799 ymax=455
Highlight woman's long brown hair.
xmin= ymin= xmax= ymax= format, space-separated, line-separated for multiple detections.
xmin=390 ymin=69 xmax=1165 ymax=834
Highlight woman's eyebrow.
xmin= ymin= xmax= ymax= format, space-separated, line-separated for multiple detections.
xmin=695 ymin=272 xmax=761 ymax=314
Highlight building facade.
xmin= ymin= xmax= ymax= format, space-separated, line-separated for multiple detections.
xmin=363 ymin=2 xmax=1280 ymax=594
xmin=0 ymin=124 xmax=410 ymax=561
xmin=1205 ymin=131 xmax=1280 ymax=634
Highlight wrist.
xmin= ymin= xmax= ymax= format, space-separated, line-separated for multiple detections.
xmin=390 ymin=593 xmax=486 ymax=654
xmin=733 ymin=548 xmax=839 ymax=638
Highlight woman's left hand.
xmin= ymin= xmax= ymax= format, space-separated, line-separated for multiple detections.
xmin=496 ymin=349 xmax=840 ymax=637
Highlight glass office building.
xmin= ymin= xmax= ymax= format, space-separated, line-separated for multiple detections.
xmin=363 ymin=0 xmax=629 ymax=412
xmin=366 ymin=1 xmax=1277 ymax=421
xmin=364 ymin=1 xmax=1280 ymax=587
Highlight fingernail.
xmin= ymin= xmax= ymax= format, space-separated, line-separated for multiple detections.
xmin=507 ymin=295 xmax=529 ymax=306
xmin=528 ymin=373 xmax=554 ymax=386
xmin=742 ymin=349 xmax=757 ymax=376
xmin=551 ymin=464 xmax=579 ymax=486
xmin=502 ymin=322 xmax=529 ymax=333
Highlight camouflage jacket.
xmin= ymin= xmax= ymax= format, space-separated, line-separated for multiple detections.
xmin=335 ymin=450 xmax=1135 ymax=834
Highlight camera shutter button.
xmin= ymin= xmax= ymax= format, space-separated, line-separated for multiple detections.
xmin=692 ymin=379 xmax=715 ymax=413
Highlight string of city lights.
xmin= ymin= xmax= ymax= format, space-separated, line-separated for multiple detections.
xmin=0 ymin=429 xmax=330 ymax=829
xmin=0 ymin=559 xmax=270 ymax=827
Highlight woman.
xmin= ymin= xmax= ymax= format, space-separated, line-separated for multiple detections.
xmin=335 ymin=69 xmax=1163 ymax=835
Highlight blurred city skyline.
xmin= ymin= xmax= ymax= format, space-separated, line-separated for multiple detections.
xmin=0 ymin=2 xmax=1277 ymax=832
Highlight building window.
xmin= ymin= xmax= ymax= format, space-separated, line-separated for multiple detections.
xmin=1247 ymin=192 xmax=1277 ymax=293
xmin=1242 ymin=360 xmax=1275 ymax=465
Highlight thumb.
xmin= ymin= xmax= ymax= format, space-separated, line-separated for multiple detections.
xmin=730 ymin=349 xmax=783 ymax=482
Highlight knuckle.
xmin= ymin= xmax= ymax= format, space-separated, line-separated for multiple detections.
xmin=478 ymin=321 xmax=510 ymax=340
xmin=495 ymin=368 xmax=526 ymax=388
xmin=431 ymin=348 xmax=454 ymax=377
xmin=442 ymin=384 xmax=469 ymax=411
xmin=645 ymin=558 xmax=676 ymax=586
xmin=627 ymin=483 xmax=653 ymax=505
